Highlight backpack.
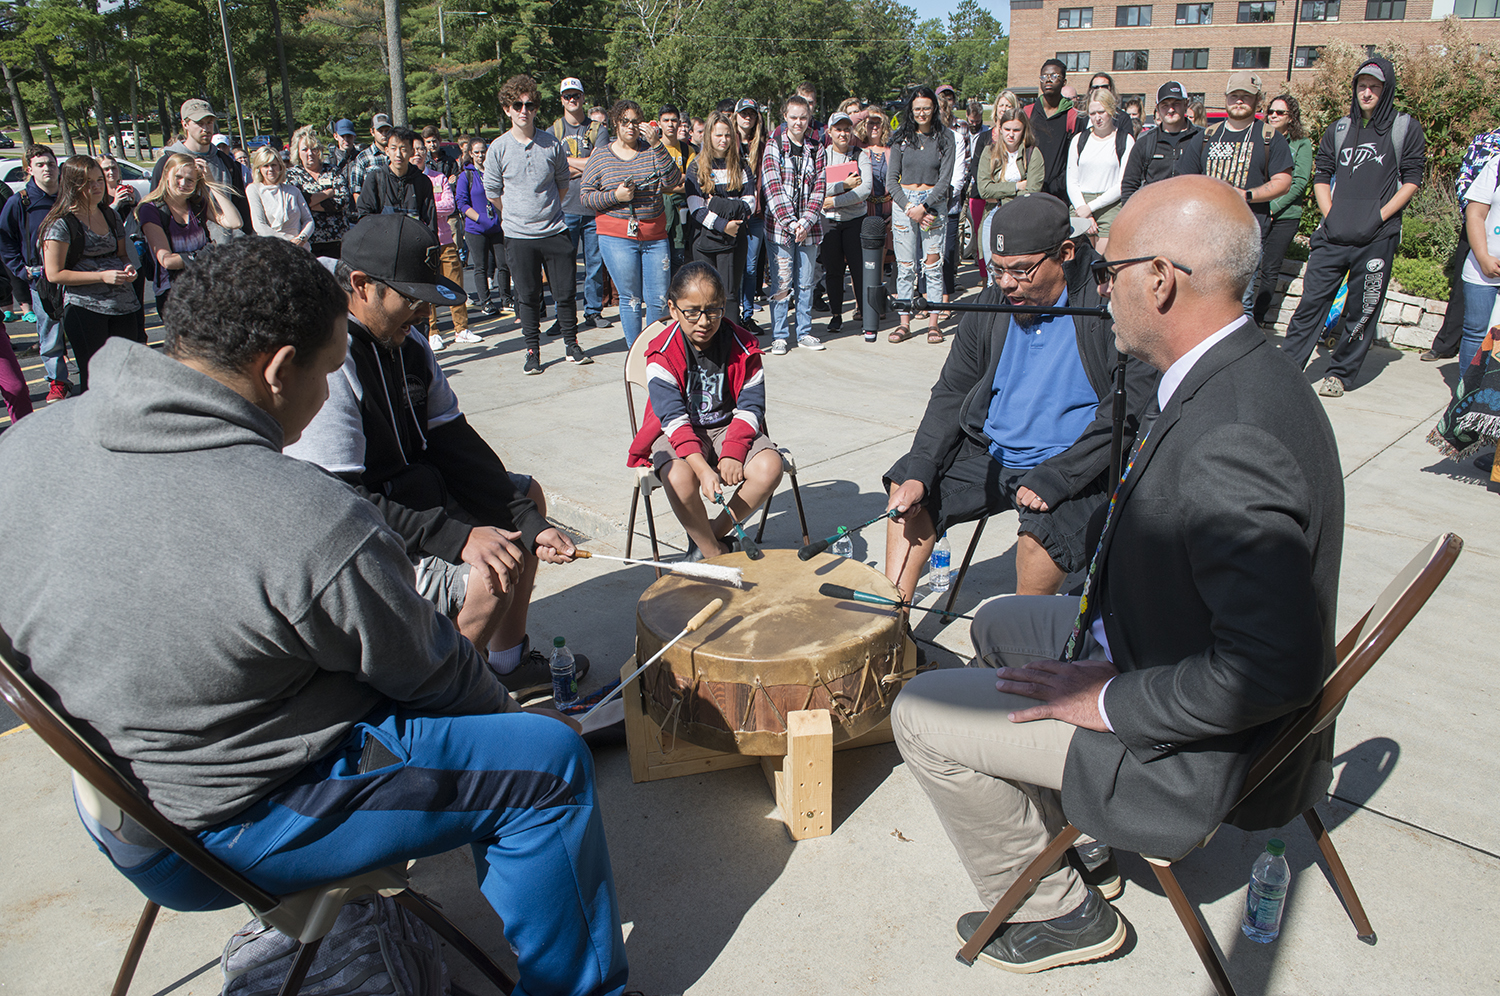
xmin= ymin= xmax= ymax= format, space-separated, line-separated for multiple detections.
xmin=219 ymin=895 xmax=449 ymax=996
xmin=550 ymin=117 xmax=604 ymax=156
xmin=1075 ymin=125 xmax=1132 ymax=165
xmin=1330 ymin=112 xmax=1412 ymax=177
xmin=1204 ymin=118 xmax=1275 ymax=150
xmin=34 ymin=204 xmax=125 ymax=321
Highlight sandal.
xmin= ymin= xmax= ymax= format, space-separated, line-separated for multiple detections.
xmin=927 ymin=328 xmax=945 ymax=344
xmin=889 ymin=324 xmax=914 ymax=343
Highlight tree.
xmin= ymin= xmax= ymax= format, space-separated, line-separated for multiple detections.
xmin=912 ymin=0 xmax=1007 ymax=102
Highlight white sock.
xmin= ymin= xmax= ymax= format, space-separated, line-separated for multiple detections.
xmin=488 ymin=643 xmax=525 ymax=674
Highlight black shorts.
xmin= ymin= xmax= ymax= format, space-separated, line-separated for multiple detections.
xmin=884 ymin=438 xmax=1107 ymax=575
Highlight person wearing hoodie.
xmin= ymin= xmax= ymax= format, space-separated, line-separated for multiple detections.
xmin=1119 ymin=81 xmax=1202 ymax=204
xmin=1279 ymin=56 xmax=1425 ymax=397
xmin=0 ymin=236 xmax=630 ymax=996
xmin=283 ymin=214 xmax=587 ymax=692
xmin=355 ymin=127 xmax=438 ymax=233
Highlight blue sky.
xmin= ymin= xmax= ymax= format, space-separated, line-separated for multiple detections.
xmin=907 ymin=0 xmax=1011 ymax=32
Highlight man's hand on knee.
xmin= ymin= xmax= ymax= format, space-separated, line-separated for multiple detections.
xmin=534 ymin=526 xmax=577 ymax=564
xmin=996 ymin=658 xmax=1119 ymax=732
xmin=461 ymin=526 xmax=526 ymax=593
xmin=887 ymin=479 xmax=926 ymax=522
xmin=1015 ymin=485 xmax=1050 ymax=512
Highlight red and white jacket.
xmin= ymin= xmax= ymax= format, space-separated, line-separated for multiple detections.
xmin=627 ymin=320 xmax=767 ymax=468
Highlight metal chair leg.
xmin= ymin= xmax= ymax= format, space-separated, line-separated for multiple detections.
xmin=275 ymin=935 xmax=323 ymax=996
xmin=957 ymin=823 xmax=1081 ymax=965
xmin=944 ymin=516 xmax=988 ymax=618
xmin=1150 ymin=862 xmax=1238 ymax=996
xmin=788 ymin=470 xmax=810 ymax=545
xmin=754 ymin=482 xmax=774 ymax=544
xmin=1303 ymin=807 xmax=1376 ymax=943
xmin=109 ymin=899 xmax=159 ymax=996
xmin=641 ymin=490 xmax=663 ymax=579
xmin=394 ymin=890 xmax=517 ymax=994
xmin=625 ymin=485 xmax=639 ymax=561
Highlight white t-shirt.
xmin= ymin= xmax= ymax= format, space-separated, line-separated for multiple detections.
xmin=1462 ymin=156 xmax=1500 ymax=287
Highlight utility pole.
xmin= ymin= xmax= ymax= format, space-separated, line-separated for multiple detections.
xmin=216 ymin=0 xmax=249 ymax=148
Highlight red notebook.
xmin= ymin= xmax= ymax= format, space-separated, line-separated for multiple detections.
xmin=825 ymin=160 xmax=859 ymax=189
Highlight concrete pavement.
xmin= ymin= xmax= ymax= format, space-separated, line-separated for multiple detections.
xmin=2 ymin=269 xmax=1497 ymax=996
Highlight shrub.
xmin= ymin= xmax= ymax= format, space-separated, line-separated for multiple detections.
xmin=1392 ymin=256 xmax=1449 ymax=300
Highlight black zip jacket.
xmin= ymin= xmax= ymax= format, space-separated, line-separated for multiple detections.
xmin=356 ymin=166 xmax=438 ymax=232
xmin=901 ymin=244 xmax=1160 ymax=508
xmin=1120 ymin=123 xmax=1203 ymax=204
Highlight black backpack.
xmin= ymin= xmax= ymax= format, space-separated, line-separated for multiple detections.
xmin=1075 ymin=125 xmax=1132 ymax=165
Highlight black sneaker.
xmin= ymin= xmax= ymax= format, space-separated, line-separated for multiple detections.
xmin=740 ymin=316 xmax=763 ymax=337
xmin=955 ymin=887 xmax=1126 ymax=974
xmin=1071 ymin=848 xmax=1122 ymax=901
xmin=545 ymin=321 xmax=562 ymax=338
xmin=567 ymin=343 xmax=593 ymax=365
xmin=812 ymin=289 xmax=830 ymax=312
xmin=589 ymin=314 xmax=613 ymax=329
xmin=524 ymin=349 xmax=542 ymax=375
xmin=482 ymin=301 xmax=499 ymax=316
xmin=827 ymin=320 xmax=843 ymax=334
xmin=493 ymin=636 xmax=592 ymax=694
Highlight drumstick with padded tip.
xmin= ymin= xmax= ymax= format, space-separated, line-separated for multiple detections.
xmin=712 ymin=493 xmax=763 ymax=560
xmin=581 ymin=598 xmax=726 ymax=722
xmin=798 ymin=508 xmax=900 ymax=560
xmin=817 ymin=583 xmax=978 ymax=621
xmin=571 ymin=550 xmax=744 ymax=587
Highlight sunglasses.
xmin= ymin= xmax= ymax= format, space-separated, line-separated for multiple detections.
xmin=1267 ymin=108 xmax=1289 ymax=116
xmin=1090 ymin=256 xmax=1195 ymax=283
xmin=511 ymin=100 xmax=538 ymax=111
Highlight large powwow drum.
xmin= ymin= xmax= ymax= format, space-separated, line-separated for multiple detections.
xmin=636 ymin=548 xmax=911 ymax=755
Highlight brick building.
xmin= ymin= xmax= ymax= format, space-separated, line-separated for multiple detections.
xmin=1006 ymin=0 xmax=1496 ymax=116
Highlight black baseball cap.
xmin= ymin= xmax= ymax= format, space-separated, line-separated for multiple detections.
xmin=341 ymin=215 xmax=465 ymax=305
xmin=989 ymin=194 xmax=1089 ymax=257
xmin=1157 ymin=80 xmax=1188 ymax=104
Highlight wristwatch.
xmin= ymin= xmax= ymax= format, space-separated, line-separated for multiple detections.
xmin=1244 ymin=188 xmax=1254 ymax=202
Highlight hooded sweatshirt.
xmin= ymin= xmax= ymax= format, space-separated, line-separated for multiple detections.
xmin=0 ymin=340 xmax=508 ymax=829
xmin=1313 ymin=56 xmax=1426 ymax=247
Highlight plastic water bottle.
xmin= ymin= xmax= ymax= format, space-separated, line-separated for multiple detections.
xmin=929 ymin=535 xmax=952 ymax=591
xmin=1241 ymin=838 xmax=1290 ymax=943
xmin=550 ymin=637 xmax=578 ymax=708
xmin=832 ymin=527 xmax=853 ymax=559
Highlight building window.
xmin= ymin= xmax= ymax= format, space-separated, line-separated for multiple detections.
xmin=1172 ymin=48 xmax=1210 ymax=69
xmin=1012 ymin=0 xmax=1043 ymax=8
xmin=1176 ymin=2 xmax=1214 ymax=20
xmin=1238 ymin=1 xmax=1276 ymax=20
xmin=1455 ymin=0 xmax=1499 ymax=13
xmin=1116 ymin=4 xmax=1154 ymax=24
xmin=1301 ymin=0 xmax=1339 ymax=18
xmin=1294 ymin=45 xmax=1322 ymax=66
xmin=1188 ymin=91 xmax=1206 ymax=104
xmin=1057 ymin=51 xmax=1092 ymax=72
xmin=1059 ymin=6 xmax=1095 ymax=27
xmin=1114 ymin=49 xmax=1151 ymax=70
xmin=1365 ymin=0 xmax=1404 ymax=16
xmin=1233 ymin=46 xmax=1273 ymax=67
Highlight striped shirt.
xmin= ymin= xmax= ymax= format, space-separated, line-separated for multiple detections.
xmin=580 ymin=142 xmax=681 ymax=240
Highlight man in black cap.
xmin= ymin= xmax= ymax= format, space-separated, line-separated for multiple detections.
xmin=1119 ymin=80 xmax=1203 ymax=204
xmin=882 ymin=194 xmax=1157 ymax=602
xmin=285 ymin=215 xmax=586 ymax=689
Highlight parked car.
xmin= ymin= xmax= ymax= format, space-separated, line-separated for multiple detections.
xmin=0 ymin=135 xmax=14 ymax=149
xmin=3 ymin=156 xmax=152 ymax=202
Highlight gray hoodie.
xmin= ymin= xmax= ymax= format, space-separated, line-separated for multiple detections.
xmin=0 ymin=340 xmax=510 ymax=830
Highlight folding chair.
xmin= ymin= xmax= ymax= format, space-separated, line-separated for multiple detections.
xmin=623 ymin=320 xmax=810 ymax=566
xmin=955 ymin=532 xmax=1464 ymax=996
xmin=941 ymin=514 xmax=991 ymax=617
xmin=0 ymin=627 xmax=517 ymax=996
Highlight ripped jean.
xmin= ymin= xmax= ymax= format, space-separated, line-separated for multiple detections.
xmin=598 ymin=234 xmax=670 ymax=347
xmin=768 ymin=239 xmax=817 ymax=342
xmin=891 ymin=189 xmax=947 ymax=318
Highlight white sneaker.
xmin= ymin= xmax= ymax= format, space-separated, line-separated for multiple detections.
xmin=770 ymin=339 xmax=789 ymax=355
xmin=428 ymin=332 xmax=446 ymax=352
xmin=454 ymin=329 xmax=483 ymax=344
xmin=797 ymin=334 xmax=826 ymax=351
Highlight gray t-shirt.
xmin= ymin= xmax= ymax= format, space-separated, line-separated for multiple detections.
xmin=555 ymin=119 xmax=610 ymax=216
xmin=44 ymin=215 xmax=139 ymax=315
xmin=482 ymin=128 xmax=569 ymax=239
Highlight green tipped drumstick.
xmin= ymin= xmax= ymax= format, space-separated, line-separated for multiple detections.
xmin=713 ymin=493 xmax=763 ymax=560
xmin=799 ymin=508 xmax=900 ymax=560
xmin=581 ymin=598 xmax=726 ymax=722
xmin=817 ymin=583 xmax=977 ymax=621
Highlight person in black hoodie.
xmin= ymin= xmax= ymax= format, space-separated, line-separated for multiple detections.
xmin=1279 ymin=56 xmax=1425 ymax=397
xmin=355 ymin=127 xmax=438 ymax=233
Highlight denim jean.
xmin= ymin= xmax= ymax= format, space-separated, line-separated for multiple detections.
xmin=30 ymin=286 xmax=70 ymax=385
xmin=1459 ymin=280 xmax=1499 ymax=372
xmin=768 ymin=239 xmax=817 ymax=342
xmin=598 ymin=235 xmax=670 ymax=347
xmin=891 ymin=191 xmax=947 ymax=318
xmin=741 ymin=214 xmax=766 ymax=321
xmin=563 ymin=213 xmax=606 ymax=318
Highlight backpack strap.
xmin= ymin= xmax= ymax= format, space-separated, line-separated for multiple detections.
xmin=62 ymin=214 xmax=86 ymax=273
xmin=1331 ymin=115 xmax=1352 ymax=166
xmin=1391 ymin=113 xmax=1410 ymax=177
xmin=1115 ymin=125 xmax=1129 ymax=163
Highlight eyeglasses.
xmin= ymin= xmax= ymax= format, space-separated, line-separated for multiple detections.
xmin=511 ymin=101 xmax=537 ymax=111
xmin=991 ymin=253 xmax=1052 ymax=282
xmin=1040 ymin=72 xmax=1063 ymax=81
xmin=1090 ymin=255 xmax=1194 ymax=283
xmin=376 ymin=280 xmax=422 ymax=311
xmin=676 ymin=306 xmax=724 ymax=322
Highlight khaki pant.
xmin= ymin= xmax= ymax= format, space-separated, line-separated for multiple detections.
xmin=892 ymin=594 xmax=1103 ymax=921
xmin=436 ymin=243 xmax=469 ymax=333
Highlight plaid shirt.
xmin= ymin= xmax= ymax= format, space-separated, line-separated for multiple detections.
xmin=1457 ymin=128 xmax=1500 ymax=209
xmin=760 ymin=130 xmax=826 ymax=246
xmin=346 ymin=144 xmax=389 ymax=206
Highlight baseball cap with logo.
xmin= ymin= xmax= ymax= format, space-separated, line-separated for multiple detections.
xmin=736 ymin=98 xmax=759 ymax=114
xmin=211 ymin=134 xmax=232 ymax=149
xmin=559 ymin=77 xmax=584 ymax=95
xmin=1156 ymin=80 xmax=1188 ymax=104
xmin=334 ymin=118 xmax=357 ymax=137
xmin=1225 ymin=70 xmax=1263 ymax=96
xmin=341 ymin=215 xmax=465 ymax=304
xmin=988 ymin=194 xmax=1091 ymax=257
xmin=371 ymin=113 xmax=394 ymax=131
xmin=935 ymin=83 xmax=956 ymax=98
xmin=180 ymin=99 xmax=217 ymax=122
xmin=1355 ymin=60 xmax=1386 ymax=83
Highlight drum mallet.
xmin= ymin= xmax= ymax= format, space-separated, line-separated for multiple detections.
xmin=580 ymin=598 xmax=726 ymax=723
xmin=817 ymin=583 xmax=978 ymax=621
xmin=712 ymin=493 xmax=763 ymax=560
xmin=798 ymin=508 xmax=899 ymax=560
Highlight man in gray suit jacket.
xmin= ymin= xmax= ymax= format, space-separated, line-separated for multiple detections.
xmin=892 ymin=175 xmax=1344 ymax=975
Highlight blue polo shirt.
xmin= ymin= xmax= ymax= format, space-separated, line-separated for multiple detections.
xmin=983 ymin=288 xmax=1098 ymax=470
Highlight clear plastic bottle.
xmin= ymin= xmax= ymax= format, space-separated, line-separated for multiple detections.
xmin=929 ymin=534 xmax=951 ymax=591
xmin=832 ymin=527 xmax=853 ymax=559
xmin=550 ymin=636 xmax=578 ymax=709
xmin=1241 ymin=838 xmax=1290 ymax=943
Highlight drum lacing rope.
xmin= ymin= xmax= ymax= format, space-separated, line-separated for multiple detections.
xmin=810 ymin=668 xmax=857 ymax=725
xmin=656 ymin=694 xmax=686 ymax=756
xmin=739 ymin=676 xmax=790 ymax=735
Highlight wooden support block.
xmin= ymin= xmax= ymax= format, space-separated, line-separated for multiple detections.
xmin=765 ymin=709 xmax=833 ymax=840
